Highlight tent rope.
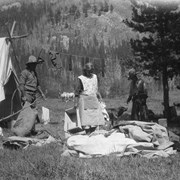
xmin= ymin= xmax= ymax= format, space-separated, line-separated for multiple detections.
xmin=10 ymin=88 xmax=22 ymax=115
xmin=0 ymin=98 xmax=42 ymax=122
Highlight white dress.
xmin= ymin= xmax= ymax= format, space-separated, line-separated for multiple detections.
xmin=78 ymin=74 xmax=105 ymax=126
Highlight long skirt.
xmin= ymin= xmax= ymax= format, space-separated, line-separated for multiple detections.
xmin=78 ymin=95 xmax=105 ymax=126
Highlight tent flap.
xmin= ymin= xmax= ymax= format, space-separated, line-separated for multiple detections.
xmin=0 ymin=38 xmax=11 ymax=102
xmin=0 ymin=37 xmax=21 ymax=123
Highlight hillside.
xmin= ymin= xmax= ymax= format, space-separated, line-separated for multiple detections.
xmin=0 ymin=0 xmax=161 ymax=97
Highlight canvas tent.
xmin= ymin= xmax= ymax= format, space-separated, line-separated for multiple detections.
xmin=0 ymin=37 xmax=21 ymax=124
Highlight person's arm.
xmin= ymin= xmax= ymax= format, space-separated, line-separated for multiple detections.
xmin=74 ymin=78 xmax=83 ymax=107
xmin=141 ymin=81 xmax=148 ymax=99
xmin=127 ymin=81 xmax=133 ymax=104
xmin=37 ymin=85 xmax=46 ymax=100
xmin=143 ymin=82 xmax=148 ymax=96
xmin=19 ymin=70 xmax=27 ymax=101
xmin=96 ymin=91 xmax=103 ymax=102
xmin=95 ymin=74 xmax=103 ymax=102
xmin=35 ymin=72 xmax=46 ymax=100
xmin=127 ymin=95 xmax=132 ymax=104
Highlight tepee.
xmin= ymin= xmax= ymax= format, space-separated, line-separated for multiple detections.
xmin=0 ymin=37 xmax=22 ymax=125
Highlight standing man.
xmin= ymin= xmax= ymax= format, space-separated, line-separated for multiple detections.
xmin=12 ymin=55 xmax=46 ymax=136
xmin=19 ymin=55 xmax=46 ymax=106
xmin=127 ymin=68 xmax=148 ymax=121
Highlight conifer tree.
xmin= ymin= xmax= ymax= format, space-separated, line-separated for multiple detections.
xmin=110 ymin=4 xmax=114 ymax=13
xmin=103 ymin=1 xmax=109 ymax=12
xmin=93 ymin=5 xmax=97 ymax=14
xmin=125 ymin=1 xmax=180 ymax=121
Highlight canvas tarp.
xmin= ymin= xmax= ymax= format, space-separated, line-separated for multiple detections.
xmin=0 ymin=38 xmax=21 ymax=121
xmin=63 ymin=121 xmax=176 ymax=158
xmin=2 ymin=135 xmax=57 ymax=149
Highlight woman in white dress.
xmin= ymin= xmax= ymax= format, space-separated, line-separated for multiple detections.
xmin=74 ymin=62 xmax=105 ymax=133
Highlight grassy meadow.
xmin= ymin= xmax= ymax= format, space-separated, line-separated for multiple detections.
xmin=0 ymin=0 xmax=180 ymax=179
xmin=0 ymin=90 xmax=180 ymax=179
xmin=0 ymin=146 xmax=180 ymax=180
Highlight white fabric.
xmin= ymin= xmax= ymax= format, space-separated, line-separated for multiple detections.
xmin=78 ymin=74 xmax=98 ymax=96
xmin=6 ymin=135 xmax=57 ymax=148
xmin=42 ymin=107 xmax=50 ymax=125
xmin=0 ymin=127 xmax=3 ymax=136
xmin=0 ymin=38 xmax=12 ymax=102
xmin=99 ymin=101 xmax=109 ymax=121
xmin=67 ymin=133 xmax=139 ymax=155
xmin=65 ymin=121 xmax=176 ymax=158
xmin=64 ymin=107 xmax=82 ymax=138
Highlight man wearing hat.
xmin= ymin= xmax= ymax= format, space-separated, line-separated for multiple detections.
xmin=127 ymin=68 xmax=148 ymax=121
xmin=19 ymin=55 xmax=46 ymax=105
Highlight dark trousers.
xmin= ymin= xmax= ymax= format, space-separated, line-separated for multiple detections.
xmin=131 ymin=97 xmax=148 ymax=121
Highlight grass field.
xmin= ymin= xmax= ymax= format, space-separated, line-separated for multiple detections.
xmin=0 ymin=90 xmax=180 ymax=180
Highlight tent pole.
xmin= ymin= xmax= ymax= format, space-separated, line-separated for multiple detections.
xmin=5 ymin=21 xmax=29 ymax=73
xmin=10 ymin=21 xmax=16 ymax=36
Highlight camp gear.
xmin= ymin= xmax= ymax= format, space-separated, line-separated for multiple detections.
xmin=11 ymin=102 xmax=38 ymax=137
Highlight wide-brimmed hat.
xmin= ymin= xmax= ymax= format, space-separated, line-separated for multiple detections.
xmin=128 ymin=68 xmax=136 ymax=79
xmin=26 ymin=55 xmax=38 ymax=65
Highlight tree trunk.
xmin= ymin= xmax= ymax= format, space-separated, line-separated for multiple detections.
xmin=162 ymin=66 xmax=170 ymax=123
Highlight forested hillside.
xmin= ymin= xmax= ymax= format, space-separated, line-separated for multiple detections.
xmin=0 ymin=0 xmax=161 ymax=97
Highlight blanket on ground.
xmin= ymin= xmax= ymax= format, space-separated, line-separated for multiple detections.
xmin=62 ymin=121 xmax=176 ymax=158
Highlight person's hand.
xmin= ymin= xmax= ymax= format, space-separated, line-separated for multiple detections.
xmin=42 ymin=93 xmax=46 ymax=100
xmin=22 ymin=96 xmax=27 ymax=102
xmin=98 ymin=97 xmax=103 ymax=103
xmin=127 ymin=96 xmax=131 ymax=104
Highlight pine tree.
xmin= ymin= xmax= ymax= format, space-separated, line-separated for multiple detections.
xmin=83 ymin=2 xmax=90 ymax=17
xmin=125 ymin=1 xmax=180 ymax=122
xmin=69 ymin=4 xmax=77 ymax=16
xmin=103 ymin=1 xmax=109 ymax=12
xmin=110 ymin=4 xmax=114 ymax=13
xmin=84 ymin=10 xmax=88 ymax=18
xmin=93 ymin=5 xmax=97 ymax=14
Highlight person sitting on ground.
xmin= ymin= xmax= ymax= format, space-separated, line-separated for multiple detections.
xmin=127 ymin=68 xmax=148 ymax=121
xmin=74 ymin=62 xmax=105 ymax=134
